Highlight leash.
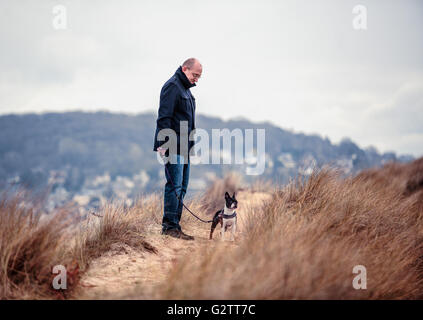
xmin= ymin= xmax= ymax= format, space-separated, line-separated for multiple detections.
xmin=163 ymin=161 xmax=213 ymax=224
xmin=91 ymin=153 xmax=213 ymax=223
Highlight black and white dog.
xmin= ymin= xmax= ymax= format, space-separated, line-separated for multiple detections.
xmin=209 ymin=192 xmax=238 ymax=241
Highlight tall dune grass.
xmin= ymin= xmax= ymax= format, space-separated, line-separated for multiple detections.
xmin=72 ymin=197 xmax=159 ymax=271
xmin=160 ymin=159 xmax=423 ymax=299
xmin=2 ymin=158 xmax=422 ymax=299
xmin=0 ymin=193 xmax=159 ymax=299
xmin=0 ymin=191 xmax=75 ymax=299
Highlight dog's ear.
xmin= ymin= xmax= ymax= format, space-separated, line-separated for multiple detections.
xmin=225 ymin=192 xmax=230 ymax=198
xmin=233 ymin=192 xmax=236 ymax=198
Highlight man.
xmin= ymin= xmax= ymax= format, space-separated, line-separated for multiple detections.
xmin=153 ymin=58 xmax=202 ymax=240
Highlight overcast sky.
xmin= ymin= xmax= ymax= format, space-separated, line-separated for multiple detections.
xmin=1 ymin=0 xmax=422 ymax=157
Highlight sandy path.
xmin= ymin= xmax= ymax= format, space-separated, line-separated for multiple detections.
xmin=75 ymin=191 xmax=271 ymax=299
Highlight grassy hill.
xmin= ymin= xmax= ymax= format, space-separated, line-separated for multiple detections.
xmin=1 ymin=156 xmax=422 ymax=299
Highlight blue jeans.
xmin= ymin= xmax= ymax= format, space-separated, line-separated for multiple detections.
xmin=162 ymin=154 xmax=190 ymax=232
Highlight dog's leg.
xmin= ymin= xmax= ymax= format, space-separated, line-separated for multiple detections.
xmin=221 ymin=221 xmax=226 ymax=241
xmin=209 ymin=219 xmax=219 ymax=240
xmin=209 ymin=225 xmax=215 ymax=240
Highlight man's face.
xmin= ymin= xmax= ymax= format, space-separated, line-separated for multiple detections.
xmin=182 ymin=63 xmax=202 ymax=84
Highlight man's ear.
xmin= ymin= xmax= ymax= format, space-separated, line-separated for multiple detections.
xmin=225 ymin=192 xmax=230 ymax=198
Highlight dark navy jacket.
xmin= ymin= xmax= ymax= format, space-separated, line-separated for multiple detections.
xmin=153 ymin=66 xmax=196 ymax=155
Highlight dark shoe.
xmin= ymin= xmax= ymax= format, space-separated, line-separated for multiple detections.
xmin=162 ymin=229 xmax=194 ymax=240
xmin=180 ymin=230 xmax=195 ymax=240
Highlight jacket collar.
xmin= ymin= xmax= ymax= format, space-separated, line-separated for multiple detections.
xmin=175 ymin=66 xmax=196 ymax=89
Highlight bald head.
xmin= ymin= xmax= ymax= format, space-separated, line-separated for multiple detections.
xmin=181 ymin=58 xmax=202 ymax=84
xmin=182 ymin=58 xmax=201 ymax=69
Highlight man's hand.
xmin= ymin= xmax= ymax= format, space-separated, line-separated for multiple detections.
xmin=157 ymin=147 xmax=167 ymax=157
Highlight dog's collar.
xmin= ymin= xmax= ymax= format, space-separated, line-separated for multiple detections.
xmin=222 ymin=212 xmax=237 ymax=219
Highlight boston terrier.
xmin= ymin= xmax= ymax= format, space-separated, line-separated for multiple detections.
xmin=209 ymin=192 xmax=238 ymax=241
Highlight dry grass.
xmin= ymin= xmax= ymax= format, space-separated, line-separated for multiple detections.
xmin=0 ymin=193 xmax=159 ymax=300
xmin=72 ymin=197 xmax=159 ymax=271
xmin=248 ymin=177 xmax=276 ymax=194
xmin=0 ymin=191 xmax=75 ymax=299
xmin=2 ymin=158 xmax=423 ymax=300
xmin=158 ymin=159 xmax=423 ymax=299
